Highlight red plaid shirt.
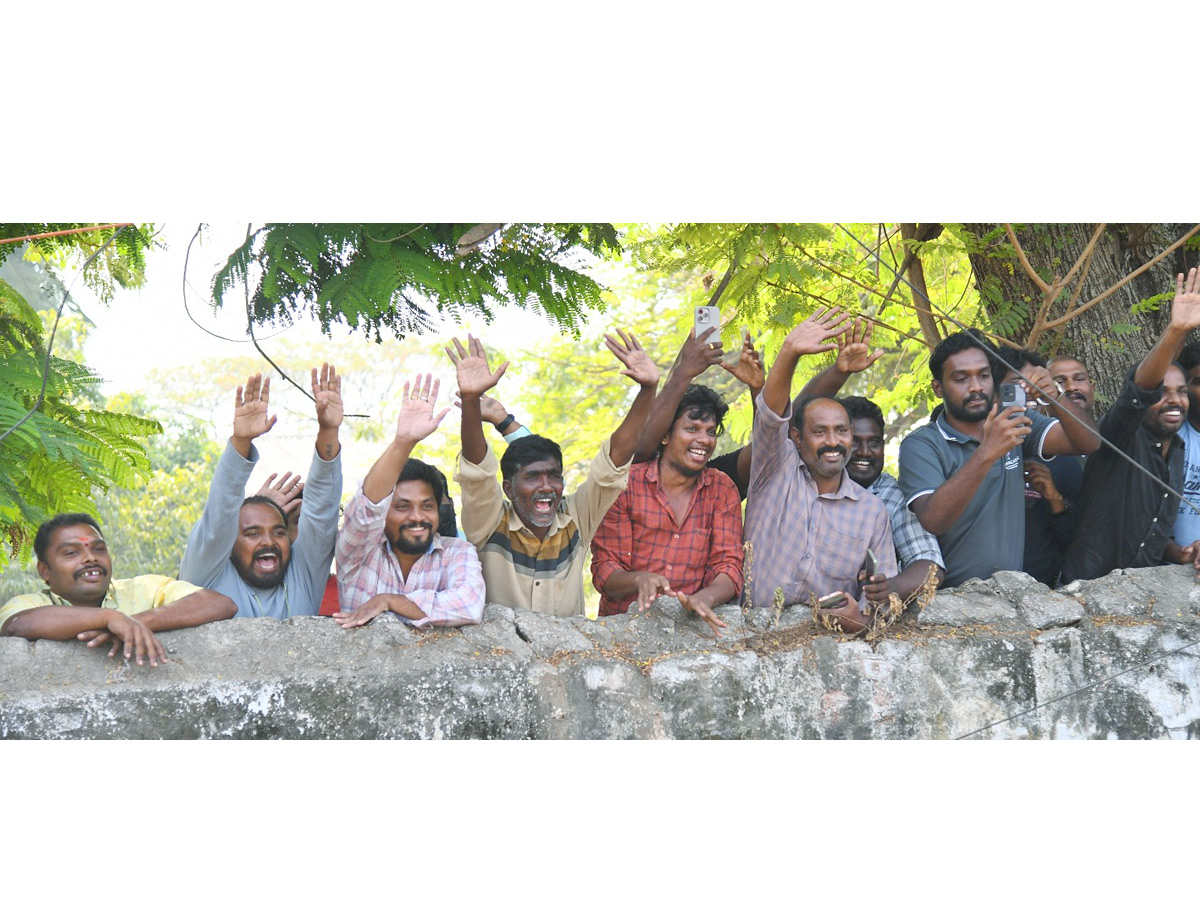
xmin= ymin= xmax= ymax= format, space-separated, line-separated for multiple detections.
xmin=590 ymin=460 xmax=744 ymax=616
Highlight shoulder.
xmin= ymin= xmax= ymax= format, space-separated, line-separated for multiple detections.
xmin=899 ymin=421 xmax=940 ymax=451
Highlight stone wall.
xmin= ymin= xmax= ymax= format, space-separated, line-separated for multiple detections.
xmin=2 ymin=565 xmax=1199 ymax=739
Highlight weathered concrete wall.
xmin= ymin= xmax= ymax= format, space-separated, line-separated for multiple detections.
xmin=2 ymin=565 xmax=1199 ymax=739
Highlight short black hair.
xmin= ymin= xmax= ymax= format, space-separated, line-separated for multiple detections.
xmin=664 ymin=385 xmax=729 ymax=442
xmin=790 ymin=396 xmax=849 ymax=433
xmin=929 ymin=329 xmax=998 ymax=382
xmin=992 ymin=345 xmax=1047 ymax=386
xmin=841 ymin=396 xmax=885 ymax=434
xmin=34 ymin=513 xmax=104 ymax=565
xmin=500 ymin=435 xmax=563 ymax=482
xmin=1179 ymin=342 xmax=1200 ymax=373
xmin=241 ymin=495 xmax=288 ymax=528
xmin=398 ymin=457 xmax=446 ymax=506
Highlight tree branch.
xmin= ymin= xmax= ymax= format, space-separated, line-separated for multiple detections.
xmin=1003 ymin=223 xmax=1052 ymax=294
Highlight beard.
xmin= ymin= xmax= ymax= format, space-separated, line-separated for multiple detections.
xmin=946 ymin=391 xmax=992 ymax=423
xmin=232 ymin=548 xmax=289 ymax=590
xmin=389 ymin=523 xmax=435 ymax=556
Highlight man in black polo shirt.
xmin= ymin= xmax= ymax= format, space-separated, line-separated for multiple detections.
xmin=898 ymin=330 xmax=1100 ymax=588
xmin=1060 ymin=267 xmax=1200 ymax=583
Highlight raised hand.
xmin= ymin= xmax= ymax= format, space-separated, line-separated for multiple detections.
xmin=455 ymin=390 xmax=508 ymax=425
xmin=782 ymin=308 xmax=852 ymax=357
xmin=446 ymin=334 xmax=509 ymax=398
xmin=312 ymin=363 xmax=344 ymax=431
xmin=1171 ymin=268 xmax=1200 ymax=332
xmin=233 ymin=373 xmax=277 ymax=443
xmin=605 ymin=328 xmax=660 ymax=388
xmin=395 ymin=373 xmax=450 ymax=444
xmin=673 ymin=325 xmax=723 ymax=381
xmin=835 ymin=318 xmax=885 ymax=374
xmin=1017 ymin=365 xmax=1061 ymax=407
xmin=720 ymin=331 xmax=765 ymax=392
xmin=257 ymin=471 xmax=304 ymax=518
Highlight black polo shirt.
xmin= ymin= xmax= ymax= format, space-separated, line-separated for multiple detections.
xmin=1060 ymin=369 xmax=1184 ymax=583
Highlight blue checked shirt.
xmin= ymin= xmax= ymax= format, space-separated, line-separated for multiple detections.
xmin=868 ymin=472 xmax=944 ymax=571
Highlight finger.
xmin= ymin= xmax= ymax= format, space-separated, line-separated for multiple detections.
xmin=429 ymin=376 xmax=442 ymax=405
xmin=432 ymin=407 xmax=451 ymax=428
xmin=493 ymin=361 xmax=510 ymax=381
xmin=265 ymin=414 xmax=278 ymax=432
xmin=699 ymin=607 xmax=727 ymax=638
xmin=151 ymin=633 xmax=167 ymax=666
xmin=867 ymin=348 xmax=884 ymax=365
xmin=451 ymin=336 xmax=467 ymax=358
xmin=311 ymin=367 xmax=319 ymax=394
xmin=698 ymin=326 xmax=717 ymax=343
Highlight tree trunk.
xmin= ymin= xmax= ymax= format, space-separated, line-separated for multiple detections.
xmin=962 ymin=223 xmax=1199 ymax=412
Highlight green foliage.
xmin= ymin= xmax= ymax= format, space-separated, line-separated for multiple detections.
xmin=0 ymin=289 xmax=161 ymax=562
xmin=210 ymin=223 xmax=622 ymax=342
xmin=0 ymin=224 xmax=156 ymax=303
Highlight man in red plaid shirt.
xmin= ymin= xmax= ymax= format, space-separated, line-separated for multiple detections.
xmin=590 ymin=384 xmax=744 ymax=636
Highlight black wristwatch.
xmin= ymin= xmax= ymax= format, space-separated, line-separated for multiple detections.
xmin=494 ymin=413 xmax=516 ymax=433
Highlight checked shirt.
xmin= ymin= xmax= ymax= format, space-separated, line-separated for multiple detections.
xmin=590 ymin=460 xmax=744 ymax=616
xmin=742 ymin=394 xmax=896 ymax=608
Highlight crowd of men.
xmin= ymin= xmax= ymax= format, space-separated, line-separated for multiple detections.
xmin=4 ymin=267 xmax=1200 ymax=656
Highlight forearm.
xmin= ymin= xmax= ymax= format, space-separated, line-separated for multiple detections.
xmin=1049 ymin=408 xmax=1101 ymax=455
xmin=135 ymin=590 xmax=236 ymax=632
xmin=379 ymin=593 xmax=429 ymax=620
xmin=362 ymin=438 xmax=418 ymax=502
xmin=459 ymin=396 xmax=488 ymax=465
xmin=761 ymin=347 xmax=801 ymax=417
xmin=609 ymin=383 xmax=659 ymax=467
xmin=632 ymin=370 xmax=693 ymax=463
xmin=3 ymin=606 xmax=118 ymax=640
xmin=691 ymin=573 xmax=738 ymax=608
xmin=911 ymin=453 xmax=996 ymax=535
xmin=1136 ymin=324 xmax=1191 ymax=389
xmin=796 ymin=363 xmax=850 ymax=403
xmin=888 ymin=561 xmax=943 ymax=602
xmin=601 ymin=569 xmax=651 ymax=600
xmin=315 ymin=425 xmax=340 ymax=462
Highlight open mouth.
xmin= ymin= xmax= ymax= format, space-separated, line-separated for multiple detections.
xmin=1161 ymin=407 xmax=1185 ymax=423
xmin=819 ymin=448 xmax=846 ymax=464
xmin=687 ymin=446 xmax=711 ymax=462
xmin=75 ymin=566 xmax=107 ymax=583
xmin=848 ymin=458 xmax=874 ymax=471
xmin=532 ymin=494 xmax=557 ymax=515
xmin=403 ymin=523 xmax=432 ymax=537
xmin=253 ymin=550 xmax=281 ymax=572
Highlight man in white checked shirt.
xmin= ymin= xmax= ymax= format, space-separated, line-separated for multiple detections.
xmin=334 ymin=374 xmax=485 ymax=629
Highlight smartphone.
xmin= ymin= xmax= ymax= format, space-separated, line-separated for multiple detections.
xmin=694 ymin=306 xmax=719 ymax=340
xmin=860 ymin=548 xmax=877 ymax=581
xmin=817 ymin=591 xmax=851 ymax=609
xmin=999 ymin=381 xmax=1026 ymax=412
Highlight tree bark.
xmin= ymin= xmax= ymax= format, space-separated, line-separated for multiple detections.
xmin=962 ymin=223 xmax=1199 ymax=413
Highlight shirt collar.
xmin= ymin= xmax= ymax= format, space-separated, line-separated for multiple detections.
xmin=797 ymin=455 xmax=859 ymax=500
xmin=935 ymin=412 xmax=978 ymax=445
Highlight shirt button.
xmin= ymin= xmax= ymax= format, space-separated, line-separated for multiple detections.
xmin=1139 ymin=543 xmax=1145 ymax=549
xmin=535 ymin=581 xmax=541 ymax=586
xmin=673 ymin=534 xmax=679 ymax=540
xmin=1152 ymin=518 xmax=1158 ymax=523
xmin=1164 ymin=493 xmax=1169 ymax=499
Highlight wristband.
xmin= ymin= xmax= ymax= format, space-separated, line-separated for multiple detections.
xmin=495 ymin=413 xmax=516 ymax=433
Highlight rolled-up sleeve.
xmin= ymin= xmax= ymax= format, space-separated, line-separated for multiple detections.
xmin=402 ymin=540 xmax=486 ymax=628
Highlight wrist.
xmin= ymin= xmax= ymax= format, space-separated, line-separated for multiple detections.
xmin=494 ymin=413 xmax=517 ymax=434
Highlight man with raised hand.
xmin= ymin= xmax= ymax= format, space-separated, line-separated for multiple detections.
xmin=334 ymin=374 xmax=485 ymax=629
xmin=179 ymin=365 xmax=344 ymax=618
xmin=1 ymin=514 xmax=235 ymax=666
xmin=742 ymin=309 xmax=897 ymax=633
xmin=1062 ymin=268 xmax=1200 ymax=582
xmin=898 ymin=328 xmax=1099 ymax=589
xmin=789 ymin=319 xmax=944 ymax=601
xmin=451 ymin=330 xmax=659 ymax=616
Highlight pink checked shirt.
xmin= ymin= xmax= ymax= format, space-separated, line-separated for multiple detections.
xmin=335 ymin=485 xmax=485 ymax=628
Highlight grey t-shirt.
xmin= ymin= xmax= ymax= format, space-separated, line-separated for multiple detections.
xmin=178 ymin=441 xmax=342 ymax=618
xmin=1173 ymin=421 xmax=1200 ymax=546
xmin=898 ymin=410 xmax=1056 ymax=588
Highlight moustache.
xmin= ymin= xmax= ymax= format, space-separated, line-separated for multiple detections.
xmin=817 ymin=445 xmax=847 ymax=457
xmin=965 ymin=392 xmax=989 ymax=405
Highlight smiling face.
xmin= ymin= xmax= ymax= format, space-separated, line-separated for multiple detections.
xmin=661 ymin=411 xmax=718 ymax=478
xmin=37 ymin=523 xmax=112 ymax=606
xmin=231 ymin=501 xmax=291 ymax=590
xmin=934 ymin=347 xmax=994 ymax=425
xmin=1049 ymin=357 xmax=1094 ymax=417
xmin=385 ymin=479 xmax=439 ymax=558
xmin=790 ymin=398 xmax=851 ymax=492
xmin=1145 ymin=365 xmax=1189 ymax=439
xmin=503 ymin=457 xmax=565 ymax=538
xmin=847 ymin=418 xmax=885 ymax=487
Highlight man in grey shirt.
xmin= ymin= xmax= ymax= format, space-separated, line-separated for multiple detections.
xmin=179 ymin=365 xmax=344 ymax=618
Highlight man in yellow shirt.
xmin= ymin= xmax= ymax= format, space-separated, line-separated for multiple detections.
xmin=1 ymin=514 xmax=236 ymax=667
